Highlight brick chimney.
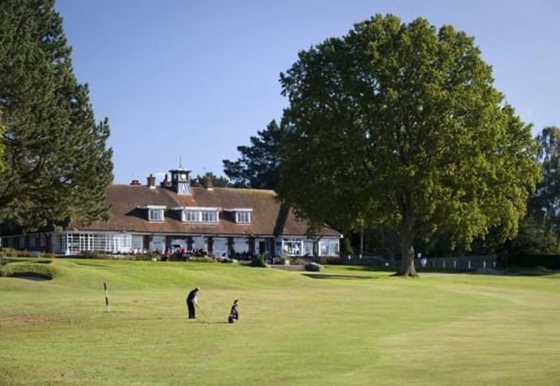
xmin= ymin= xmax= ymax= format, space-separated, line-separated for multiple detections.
xmin=160 ymin=173 xmax=171 ymax=187
xmin=130 ymin=179 xmax=141 ymax=186
xmin=204 ymin=173 xmax=214 ymax=191
xmin=147 ymin=174 xmax=156 ymax=189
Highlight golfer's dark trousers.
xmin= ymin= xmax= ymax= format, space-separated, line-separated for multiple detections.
xmin=187 ymin=301 xmax=196 ymax=319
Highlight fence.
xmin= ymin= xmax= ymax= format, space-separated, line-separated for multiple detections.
xmin=416 ymin=255 xmax=497 ymax=271
xmin=344 ymin=255 xmax=497 ymax=272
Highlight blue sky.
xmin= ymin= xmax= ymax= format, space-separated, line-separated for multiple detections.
xmin=55 ymin=0 xmax=560 ymax=184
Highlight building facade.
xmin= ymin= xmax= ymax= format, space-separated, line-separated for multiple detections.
xmin=0 ymin=169 xmax=341 ymax=257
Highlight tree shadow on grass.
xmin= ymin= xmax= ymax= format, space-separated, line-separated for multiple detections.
xmin=302 ymin=273 xmax=381 ymax=280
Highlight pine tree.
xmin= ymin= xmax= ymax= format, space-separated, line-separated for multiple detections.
xmin=0 ymin=0 xmax=113 ymax=230
xmin=222 ymin=119 xmax=286 ymax=189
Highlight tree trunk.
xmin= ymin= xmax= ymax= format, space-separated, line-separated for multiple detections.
xmin=396 ymin=231 xmax=418 ymax=277
xmin=359 ymin=228 xmax=364 ymax=258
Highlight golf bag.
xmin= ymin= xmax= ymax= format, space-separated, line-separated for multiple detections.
xmin=228 ymin=300 xmax=239 ymax=324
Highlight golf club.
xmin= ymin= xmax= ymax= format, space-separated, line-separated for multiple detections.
xmin=197 ymin=306 xmax=207 ymax=318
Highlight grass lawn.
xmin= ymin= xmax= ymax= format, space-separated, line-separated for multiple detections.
xmin=1 ymin=259 xmax=560 ymax=386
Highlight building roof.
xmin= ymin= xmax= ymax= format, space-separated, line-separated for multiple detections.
xmin=72 ymin=185 xmax=341 ymax=238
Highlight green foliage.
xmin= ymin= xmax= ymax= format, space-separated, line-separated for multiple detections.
xmin=528 ymin=126 xmax=560 ymax=236
xmin=0 ymin=248 xmax=31 ymax=258
xmin=0 ymin=109 xmax=4 ymax=173
xmin=506 ymin=215 xmax=560 ymax=256
xmin=0 ymin=0 xmax=113 ymax=230
xmin=223 ymin=119 xmax=287 ymax=189
xmin=291 ymin=257 xmax=311 ymax=265
xmin=0 ymin=261 xmax=57 ymax=279
xmin=191 ymin=172 xmax=231 ymax=188
xmin=250 ymin=254 xmax=268 ymax=267
xmin=499 ymin=254 xmax=560 ymax=270
xmin=318 ymin=256 xmax=344 ymax=265
xmin=278 ymin=14 xmax=541 ymax=276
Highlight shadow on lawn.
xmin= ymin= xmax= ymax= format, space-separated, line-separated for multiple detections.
xmin=302 ymin=273 xmax=380 ymax=280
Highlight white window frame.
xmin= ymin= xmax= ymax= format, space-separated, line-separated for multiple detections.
xmin=201 ymin=210 xmax=218 ymax=223
xmin=175 ymin=206 xmax=219 ymax=223
xmin=235 ymin=211 xmax=251 ymax=224
xmin=224 ymin=208 xmax=253 ymax=224
xmin=182 ymin=210 xmax=199 ymax=222
xmin=148 ymin=208 xmax=164 ymax=222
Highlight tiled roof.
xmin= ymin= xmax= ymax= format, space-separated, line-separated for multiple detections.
xmin=72 ymin=185 xmax=341 ymax=238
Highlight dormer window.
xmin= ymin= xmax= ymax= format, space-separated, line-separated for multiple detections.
xmin=138 ymin=205 xmax=166 ymax=222
xmin=173 ymin=206 xmax=220 ymax=223
xmin=225 ymin=208 xmax=253 ymax=224
xmin=236 ymin=211 xmax=251 ymax=224
xmin=202 ymin=210 xmax=218 ymax=222
xmin=149 ymin=208 xmax=164 ymax=222
xmin=183 ymin=210 xmax=198 ymax=222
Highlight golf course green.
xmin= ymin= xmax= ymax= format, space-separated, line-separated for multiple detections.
xmin=1 ymin=258 xmax=559 ymax=385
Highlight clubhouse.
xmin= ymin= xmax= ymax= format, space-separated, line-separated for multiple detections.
xmin=0 ymin=168 xmax=341 ymax=257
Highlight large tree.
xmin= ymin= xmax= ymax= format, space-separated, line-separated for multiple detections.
xmin=278 ymin=14 xmax=541 ymax=276
xmin=223 ymin=119 xmax=286 ymax=189
xmin=0 ymin=0 xmax=113 ymax=230
xmin=528 ymin=126 xmax=560 ymax=235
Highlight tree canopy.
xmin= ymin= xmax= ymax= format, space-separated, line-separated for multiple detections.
xmin=0 ymin=0 xmax=113 ymax=230
xmin=223 ymin=119 xmax=286 ymax=189
xmin=529 ymin=126 xmax=560 ymax=235
xmin=278 ymin=14 xmax=541 ymax=275
xmin=191 ymin=172 xmax=231 ymax=188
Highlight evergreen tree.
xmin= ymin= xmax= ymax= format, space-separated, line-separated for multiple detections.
xmin=191 ymin=172 xmax=231 ymax=188
xmin=223 ymin=119 xmax=286 ymax=189
xmin=0 ymin=0 xmax=113 ymax=230
xmin=529 ymin=126 xmax=560 ymax=235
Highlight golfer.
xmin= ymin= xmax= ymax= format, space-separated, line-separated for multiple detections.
xmin=186 ymin=287 xmax=199 ymax=319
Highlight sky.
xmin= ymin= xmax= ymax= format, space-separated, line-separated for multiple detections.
xmin=55 ymin=0 xmax=560 ymax=184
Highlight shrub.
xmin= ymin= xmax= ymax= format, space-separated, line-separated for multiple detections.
xmin=189 ymin=256 xmax=215 ymax=263
xmin=0 ymin=248 xmax=31 ymax=258
xmin=291 ymin=257 xmax=311 ymax=266
xmin=250 ymin=255 xmax=269 ymax=268
xmin=132 ymin=252 xmax=158 ymax=261
xmin=79 ymin=251 xmax=111 ymax=259
xmin=319 ymin=256 xmax=344 ymax=265
xmin=304 ymin=262 xmax=324 ymax=272
xmin=498 ymin=254 xmax=560 ymax=270
xmin=0 ymin=262 xmax=58 ymax=280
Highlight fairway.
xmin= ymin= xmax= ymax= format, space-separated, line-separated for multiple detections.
xmin=1 ymin=260 xmax=560 ymax=386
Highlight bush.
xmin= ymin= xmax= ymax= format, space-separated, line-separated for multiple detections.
xmin=319 ymin=256 xmax=344 ymax=265
xmin=498 ymin=254 xmax=560 ymax=270
xmin=0 ymin=262 xmax=58 ymax=280
xmin=131 ymin=252 xmax=158 ymax=261
xmin=189 ymin=256 xmax=215 ymax=263
xmin=304 ymin=262 xmax=324 ymax=272
xmin=79 ymin=251 xmax=111 ymax=259
xmin=250 ymin=255 xmax=269 ymax=268
xmin=291 ymin=257 xmax=311 ymax=266
xmin=0 ymin=248 xmax=31 ymax=258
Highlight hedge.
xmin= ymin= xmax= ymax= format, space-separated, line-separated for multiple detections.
xmin=0 ymin=262 xmax=58 ymax=280
xmin=498 ymin=254 xmax=560 ymax=270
